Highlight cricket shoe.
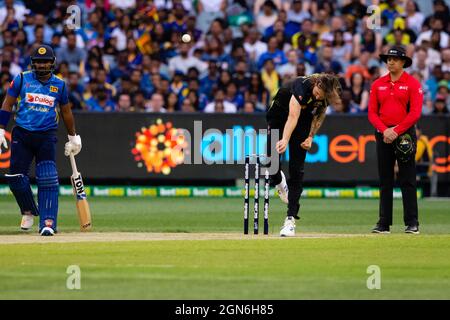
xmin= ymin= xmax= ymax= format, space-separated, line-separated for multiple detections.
xmin=40 ymin=227 xmax=55 ymax=236
xmin=20 ymin=214 xmax=34 ymax=231
xmin=371 ymin=224 xmax=390 ymax=234
xmin=280 ymin=216 xmax=296 ymax=237
xmin=276 ymin=171 xmax=289 ymax=204
xmin=405 ymin=225 xmax=419 ymax=234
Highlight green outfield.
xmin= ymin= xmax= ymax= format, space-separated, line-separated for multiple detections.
xmin=0 ymin=196 xmax=449 ymax=299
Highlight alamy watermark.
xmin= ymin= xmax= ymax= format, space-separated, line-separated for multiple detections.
xmin=65 ymin=5 xmax=82 ymax=30
xmin=366 ymin=265 xmax=381 ymax=290
xmin=366 ymin=5 xmax=381 ymax=30
xmin=170 ymin=121 xmax=280 ymax=175
xmin=66 ymin=265 xmax=81 ymax=290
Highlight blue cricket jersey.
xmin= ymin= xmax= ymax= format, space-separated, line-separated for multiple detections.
xmin=7 ymin=71 xmax=69 ymax=132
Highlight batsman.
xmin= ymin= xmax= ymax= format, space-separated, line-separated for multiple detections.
xmin=267 ymin=73 xmax=342 ymax=237
xmin=0 ymin=45 xmax=82 ymax=236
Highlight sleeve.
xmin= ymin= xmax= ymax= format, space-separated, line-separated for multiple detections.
xmin=368 ymin=82 xmax=388 ymax=133
xmin=7 ymin=73 xmax=22 ymax=98
xmin=393 ymin=79 xmax=423 ymax=135
xmin=60 ymin=82 xmax=69 ymax=105
xmin=291 ymin=78 xmax=307 ymax=106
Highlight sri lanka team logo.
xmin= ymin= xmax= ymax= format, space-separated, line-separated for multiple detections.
xmin=132 ymin=119 xmax=186 ymax=175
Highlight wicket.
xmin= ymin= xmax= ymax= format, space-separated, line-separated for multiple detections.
xmin=244 ymin=155 xmax=269 ymax=235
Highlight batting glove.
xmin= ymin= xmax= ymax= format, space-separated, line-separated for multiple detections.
xmin=65 ymin=134 xmax=82 ymax=156
xmin=0 ymin=128 xmax=7 ymax=155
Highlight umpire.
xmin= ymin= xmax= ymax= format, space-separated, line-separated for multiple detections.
xmin=368 ymin=45 xmax=423 ymax=234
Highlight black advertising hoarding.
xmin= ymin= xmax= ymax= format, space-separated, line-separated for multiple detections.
xmin=0 ymin=114 xmax=448 ymax=186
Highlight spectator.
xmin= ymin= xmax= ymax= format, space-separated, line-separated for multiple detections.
xmin=185 ymin=16 xmax=202 ymax=42
xmin=442 ymin=48 xmax=450 ymax=73
xmin=133 ymin=91 xmax=148 ymax=111
xmin=56 ymin=33 xmax=87 ymax=72
xmin=242 ymin=100 xmax=256 ymax=113
xmin=67 ymin=72 xmax=85 ymax=111
xmin=180 ymin=97 xmax=196 ymax=112
xmin=422 ymin=0 xmax=449 ymax=31
xmin=314 ymin=45 xmax=343 ymax=75
xmin=405 ymin=1 xmax=425 ymax=37
xmin=110 ymin=0 xmax=136 ymax=11
xmin=411 ymin=47 xmax=431 ymax=81
xmin=0 ymin=0 xmax=29 ymax=25
xmin=225 ymin=82 xmax=244 ymax=110
xmin=257 ymin=36 xmax=287 ymax=69
xmin=168 ymin=42 xmax=207 ymax=76
xmin=25 ymin=13 xmax=53 ymax=45
xmin=166 ymin=3 xmax=187 ymax=34
xmin=349 ymin=72 xmax=369 ymax=112
xmin=255 ymin=0 xmax=279 ymax=34
xmin=86 ymin=86 xmax=116 ymax=112
xmin=117 ymin=93 xmax=134 ymax=112
xmin=110 ymin=14 xmax=132 ymax=52
xmin=204 ymin=88 xmax=237 ymax=113
xmin=332 ymin=30 xmax=352 ymax=69
xmin=146 ymin=92 xmax=166 ymax=113
xmin=261 ymin=58 xmax=280 ymax=100
xmin=97 ymin=68 xmax=117 ymax=98
xmin=345 ymin=50 xmax=372 ymax=85
xmin=200 ymin=59 xmax=220 ymax=98
xmin=287 ymin=0 xmax=311 ymax=24
xmin=432 ymin=95 xmax=448 ymax=114
xmin=327 ymin=89 xmax=359 ymax=114
xmin=246 ymin=72 xmax=269 ymax=107
xmin=243 ymin=27 xmax=268 ymax=63
xmin=232 ymin=60 xmax=251 ymax=94
xmin=169 ymin=71 xmax=187 ymax=96
xmin=217 ymin=69 xmax=233 ymax=90
xmin=340 ymin=0 xmax=367 ymax=20
xmin=166 ymin=92 xmax=179 ymax=112
xmin=416 ymin=17 xmax=449 ymax=49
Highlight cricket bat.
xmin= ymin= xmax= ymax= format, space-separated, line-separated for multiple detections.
xmin=69 ymin=153 xmax=92 ymax=231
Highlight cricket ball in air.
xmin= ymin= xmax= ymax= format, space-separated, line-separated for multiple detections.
xmin=181 ymin=34 xmax=191 ymax=43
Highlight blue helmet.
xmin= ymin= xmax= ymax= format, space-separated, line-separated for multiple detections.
xmin=30 ymin=45 xmax=56 ymax=77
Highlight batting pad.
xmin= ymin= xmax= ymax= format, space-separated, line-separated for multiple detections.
xmin=36 ymin=161 xmax=59 ymax=231
xmin=6 ymin=174 xmax=39 ymax=216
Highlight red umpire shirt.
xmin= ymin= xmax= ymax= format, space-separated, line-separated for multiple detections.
xmin=368 ymin=71 xmax=423 ymax=134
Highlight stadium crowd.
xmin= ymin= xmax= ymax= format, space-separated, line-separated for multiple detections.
xmin=0 ymin=0 xmax=449 ymax=114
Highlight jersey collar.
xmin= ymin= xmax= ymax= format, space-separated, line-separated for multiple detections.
xmin=32 ymin=72 xmax=54 ymax=84
xmin=382 ymin=71 xmax=409 ymax=83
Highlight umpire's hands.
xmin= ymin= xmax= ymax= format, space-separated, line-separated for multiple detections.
xmin=65 ymin=134 xmax=82 ymax=156
xmin=0 ymin=128 xmax=7 ymax=154
xmin=383 ymin=127 xmax=398 ymax=144
xmin=300 ymin=137 xmax=313 ymax=150
xmin=276 ymin=138 xmax=288 ymax=154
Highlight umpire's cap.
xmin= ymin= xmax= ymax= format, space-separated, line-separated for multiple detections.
xmin=379 ymin=45 xmax=412 ymax=68
xmin=31 ymin=45 xmax=56 ymax=61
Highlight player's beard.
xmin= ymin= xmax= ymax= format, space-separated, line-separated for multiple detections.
xmin=32 ymin=60 xmax=55 ymax=79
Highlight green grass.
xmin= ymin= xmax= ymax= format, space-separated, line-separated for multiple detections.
xmin=0 ymin=196 xmax=450 ymax=299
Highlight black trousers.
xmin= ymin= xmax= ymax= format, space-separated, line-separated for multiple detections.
xmin=266 ymin=107 xmax=312 ymax=218
xmin=375 ymin=128 xmax=419 ymax=227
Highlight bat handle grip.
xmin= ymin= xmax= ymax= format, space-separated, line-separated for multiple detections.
xmin=69 ymin=153 xmax=79 ymax=174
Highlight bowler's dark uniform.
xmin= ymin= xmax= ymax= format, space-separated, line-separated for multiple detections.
xmin=267 ymin=75 xmax=326 ymax=218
